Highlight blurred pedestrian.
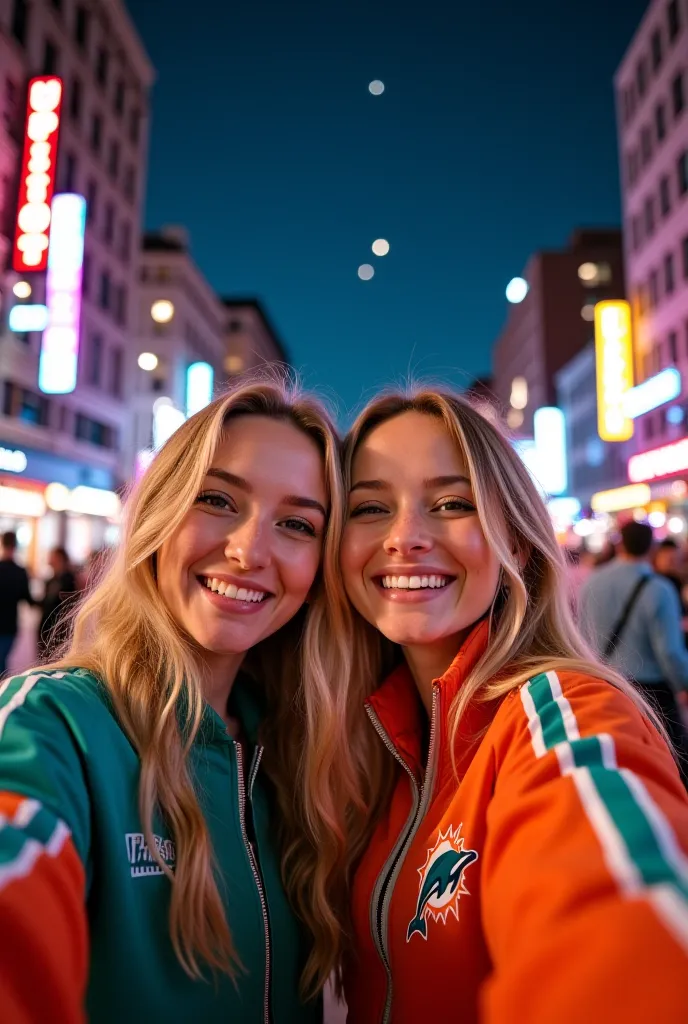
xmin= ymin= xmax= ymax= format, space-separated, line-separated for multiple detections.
xmin=654 ymin=537 xmax=684 ymax=600
xmin=37 ymin=546 xmax=78 ymax=661
xmin=580 ymin=520 xmax=688 ymax=780
xmin=0 ymin=531 xmax=36 ymax=677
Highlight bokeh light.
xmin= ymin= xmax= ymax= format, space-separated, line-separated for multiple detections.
xmin=138 ymin=352 xmax=159 ymax=371
xmin=12 ymin=281 xmax=32 ymax=299
xmin=506 ymin=277 xmax=529 ymax=303
xmin=358 ymin=264 xmax=375 ymax=281
xmin=368 ymin=80 xmax=385 ymax=96
xmin=372 ymin=238 xmax=390 ymax=256
xmin=151 ymin=299 xmax=175 ymax=324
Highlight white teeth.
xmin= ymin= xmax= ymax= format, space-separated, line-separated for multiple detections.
xmin=380 ymin=574 xmax=451 ymax=590
xmin=203 ymin=578 xmax=267 ymax=602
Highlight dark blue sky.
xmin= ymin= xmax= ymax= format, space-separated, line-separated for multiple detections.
xmin=125 ymin=0 xmax=648 ymax=415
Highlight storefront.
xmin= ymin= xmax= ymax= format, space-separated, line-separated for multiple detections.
xmin=0 ymin=442 xmax=121 ymax=576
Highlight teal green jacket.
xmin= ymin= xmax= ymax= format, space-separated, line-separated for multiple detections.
xmin=0 ymin=668 xmax=322 ymax=1023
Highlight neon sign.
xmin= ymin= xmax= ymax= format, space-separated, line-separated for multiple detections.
xmin=533 ymin=406 xmax=567 ymax=495
xmin=38 ymin=193 xmax=86 ymax=395
xmin=591 ymin=484 xmax=651 ymax=513
xmin=12 ymin=77 xmax=63 ymax=273
xmin=186 ymin=361 xmax=214 ymax=417
xmin=621 ymin=367 xmax=682 ymax=419
xmin=628 ymin=438 xmax=688 ymax=484
xmin=595 ymin=301 xmax=634 ymax=442
xmin=8 ymin=304 xmax=49 ymax=332
xmin=0 ymin=447 xmax=28 ymax=473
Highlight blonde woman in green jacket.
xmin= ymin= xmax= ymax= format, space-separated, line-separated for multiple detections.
xmin=0 ymin=378 xmax=350 ymax=1023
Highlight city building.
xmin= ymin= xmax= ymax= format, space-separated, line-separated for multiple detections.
xmin=615 ymin=0 xmax=688 ymax=520
xmin=492 ymin=229 xmax=625 ymax=437
xmin=222 ymin=297 xmax=289 ymax=376
xmin=131 ymin=227 xmax=229 ymax=468
xmin=0 ymin=0 xmax=153 ymax=571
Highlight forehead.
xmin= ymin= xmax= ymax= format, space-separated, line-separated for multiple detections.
xmin=353 ymin=411 xmax=468 ymax=479
xmin=212 ymin=415 xmax=327 ymax=496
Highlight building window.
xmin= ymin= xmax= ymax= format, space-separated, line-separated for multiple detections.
xmin=669 ymin=330 xmax=679 ymax=363
xmin=103 ymin=201 xmax=114 ymax=245
xmin=95 ymin=47 xmax=109 ymax=88
xmin=641 ymin=125 xmax=653 ymax=165
xmin=631 ymin=214 xmax=642 ymax=251
xmin=69 ymin=76 xmax=82 ymax=123
xmin=43 ymin=39 xmax=59 ymax=76
xmin=85 ymin=177 xmax=97 ymax=224
xmin=669 ymin=0 xmax=681 ymax=41
xmin=123 ymin=164 xmax=136 ymax=202
xmin=672 ymin=71 xmax=685 ymax=116
xmin=74 ymin=5 xmax=89 ymax=50
xmin=119 ymin=221 xmax=131 ymax=262
xmin=111 ymin=346 xmax=123 ymax=398
xmin=114 ymin=79 xmax=125 ymax=117
xmin=90 ymin=113 xmax=102 ymax=154
xmin=636 ymin=57 xmax=648 ymax=98
xmin=650 ymin=268 xmax=660 ymax=308
xmin=683 ymin=235 xmax=688 ymax=278
xmin=655 ymin=101 xmax=667 ymax=141
xmin=114 ymin=284 xmax=127 ymax=326
xmin=107 ymin=139 xmax=120 ymax=180
xmin=652 ymin=27 xmax=663 ymax=70
xmin=665 ymin=251 xmax=676 ymax=294
xmin=62 ymin=151 xmax=77 ymax=192
xmin=87 ymin=333 xmax=103 ymax=386
xmin=11 ymin=0 xmax=29 ymax=46
xmin=99 ymin=271 xmax=111 ymax=310
xmin=75 ymin=413 xmax=114 ymax=449
xmin=644 ymin=194 xmax=656 ymax=236
xmin=129 ymin=108 xmax=140 ymax=145
xmin=82 ymin=250 xmax=91 ymax=298
xmin=660 ymin=174 xmax=672 ymax=216
xmin=678 ymin=150 xmax=688 ymax=195
xmin=3 ymin=77 xmax=21 ymax=142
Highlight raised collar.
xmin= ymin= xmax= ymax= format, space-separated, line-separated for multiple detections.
xmin=366 ymin=619 xmax=492 ymax=781
xmin=184 ymin=671 xmax=265 ymax=747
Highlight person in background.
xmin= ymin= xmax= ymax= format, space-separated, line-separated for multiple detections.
xmin=580 ymin=521 xmax=688 ymax=777
xmin=0 ymin=531 xmax=36 ymax=677
xmin=654 ymin=538 xmax=684 ymax=602
xmin=37 ymin=546 xmax=78 ymax=661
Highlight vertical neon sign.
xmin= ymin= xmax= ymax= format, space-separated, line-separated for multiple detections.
xmin=39 ymin=194 xmax=86 ymax=395
xmin=12 ymin=77 xmax=63 ymax=273
xmin=186 ymin=361 xmax=214 ymax=417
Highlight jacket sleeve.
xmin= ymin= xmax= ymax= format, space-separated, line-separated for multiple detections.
xmin=0 ymin=673 xmax=91 ymax=1021
xmin=481 ymin=671 xmax=688 ymax=1024
xmin=646 ymin=577 xmax=688 ymax=694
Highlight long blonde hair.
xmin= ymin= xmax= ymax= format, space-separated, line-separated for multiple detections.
xmin=339 ymin=385 xmax=670 ymax=812
xmin=44 ymin=376 xmax=353 ymax=993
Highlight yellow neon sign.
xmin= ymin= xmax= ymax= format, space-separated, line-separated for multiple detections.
xmin=590 ymin=483 xmax=651 ymax=513
xmin=595 ymin=300 xmax=634 ymax=442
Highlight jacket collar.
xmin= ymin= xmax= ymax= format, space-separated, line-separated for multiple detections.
xmin=184 ymin=671 xmax=265 ymax=747
xmin=366 ymin=619 xmax=492 ymax=781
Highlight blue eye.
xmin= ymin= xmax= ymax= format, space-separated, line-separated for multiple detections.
xmin=281 ymin=517 xmax=317 ymax=537
xmin=349 ymin=503 xmax=387 ymax=518
xmin=434 ymin=498 xmax=475 ymax=513
xmin=195 ymin=491 xmax=234 ymax=511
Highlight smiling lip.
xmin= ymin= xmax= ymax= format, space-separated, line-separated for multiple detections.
xmin=197 ymin=575 xmax=274 ymax=616
xmin=371 ymin=569 xmax=457 ymax=604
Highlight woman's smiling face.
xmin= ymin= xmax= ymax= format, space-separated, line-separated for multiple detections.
xmin=341 ymin=410 xmax=502 ymax=658
xmin=156 ymin=414 xmax=328 ymax=658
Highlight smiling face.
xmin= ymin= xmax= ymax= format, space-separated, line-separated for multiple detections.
xmin=341 ymin=410 xmax=502 ymax=668
xmin=157 ymin=414 xmax=328 ymax=662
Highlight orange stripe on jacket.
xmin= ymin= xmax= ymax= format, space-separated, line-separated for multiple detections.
xmin=0 ymin=791 xmax=87 ymax=1024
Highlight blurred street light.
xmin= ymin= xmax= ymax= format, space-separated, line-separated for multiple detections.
xmin=368 ymin=80 xmax=385 ymax=96
xmin=372 ymin=238 xmax=390 ymax=256
xmin=358 ymin=264 xmax=375 ymax=281
xmin=12 ymin=281 xmax=32 ymax=299
xmin=506 ymin=277 xmax=529 ymax=303
xmin=138 ymin=352 xmax=159 ymax=371
xmin=151 ymin=299 xmax=174 ymax=324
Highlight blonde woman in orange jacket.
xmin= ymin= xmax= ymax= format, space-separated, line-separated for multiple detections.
xmin=334 ymin=387 xmax=688 ymax=1024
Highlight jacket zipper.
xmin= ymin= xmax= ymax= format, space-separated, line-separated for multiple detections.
xmin=235 ymin=742 xmax=271 ymax=1024
xmin=366 ymin=686 xmax=441 ymax=1024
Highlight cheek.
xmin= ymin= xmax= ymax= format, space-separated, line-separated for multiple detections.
xmin=453 ymin=524 xmax=500 ymax=585
xmin=279 ymin=543 xmax=322 ymax=601
xmin=340 ymin=527 xmax=370 ymax=580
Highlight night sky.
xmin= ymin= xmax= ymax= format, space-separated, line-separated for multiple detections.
xmin=125 ymin=0 xmax=649 ymax=418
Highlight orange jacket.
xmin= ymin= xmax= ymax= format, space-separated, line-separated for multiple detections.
xmin=344 ymin=622 xmax=688 ymax=1023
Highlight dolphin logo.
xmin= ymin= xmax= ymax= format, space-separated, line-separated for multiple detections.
xmin=406 ymin=826 xmax=479 ymax=942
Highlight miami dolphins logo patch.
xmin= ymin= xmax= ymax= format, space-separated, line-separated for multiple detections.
xmin=406 ymin=824 xmax=479 ymax=942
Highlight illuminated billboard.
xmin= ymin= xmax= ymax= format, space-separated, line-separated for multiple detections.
xmin=533 ymin=406 xmax=567 ymax=495
xmin=595 ymin=300 xmax=634 ymax=442
xmin=38 ymin=193 xmax=86 ymax=395
xmin=186 ymin=361 xmax=214 ymax=417
xmin=628 ymin=438 xmax=688 ymax=484
xmin=621 ymin=367 xmax=681 ymax=419
xmin=12 ymin=77 xmax=63 ymax=273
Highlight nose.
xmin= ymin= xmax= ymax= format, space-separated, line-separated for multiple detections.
xmin=223 ymin=514 xmax=271 ymax=571
xmin=383 ymin=510 xmax=433 ymax=558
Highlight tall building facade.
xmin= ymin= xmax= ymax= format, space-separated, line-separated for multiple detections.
xmin=222 ymin=298 xmax=289 ymax=376
xmin=616 ymin=0 xmax=688 ymax=469
xmin=0 ymin=0 xmax=153 ymax=569
xmin=492 ymin=229 xmax=625 ymax=437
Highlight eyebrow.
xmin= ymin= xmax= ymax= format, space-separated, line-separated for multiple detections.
xmin=350 ymin=474 xmax=471 ymax=493
xmin=206 ymin=469 xmax=327 ymax=517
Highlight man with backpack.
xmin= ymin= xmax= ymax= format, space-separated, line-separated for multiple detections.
xmin=580 ymin=520 xmax=688 ymax=779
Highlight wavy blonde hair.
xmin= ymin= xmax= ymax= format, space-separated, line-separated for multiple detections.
xmin=43 ymin=376 xmax=355 ymax=994
xmin=338 ymin=385 xmax=671 ymax=809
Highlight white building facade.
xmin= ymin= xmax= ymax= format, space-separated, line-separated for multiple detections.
xmin=0 ymin=0 xmax=153 ymax=570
